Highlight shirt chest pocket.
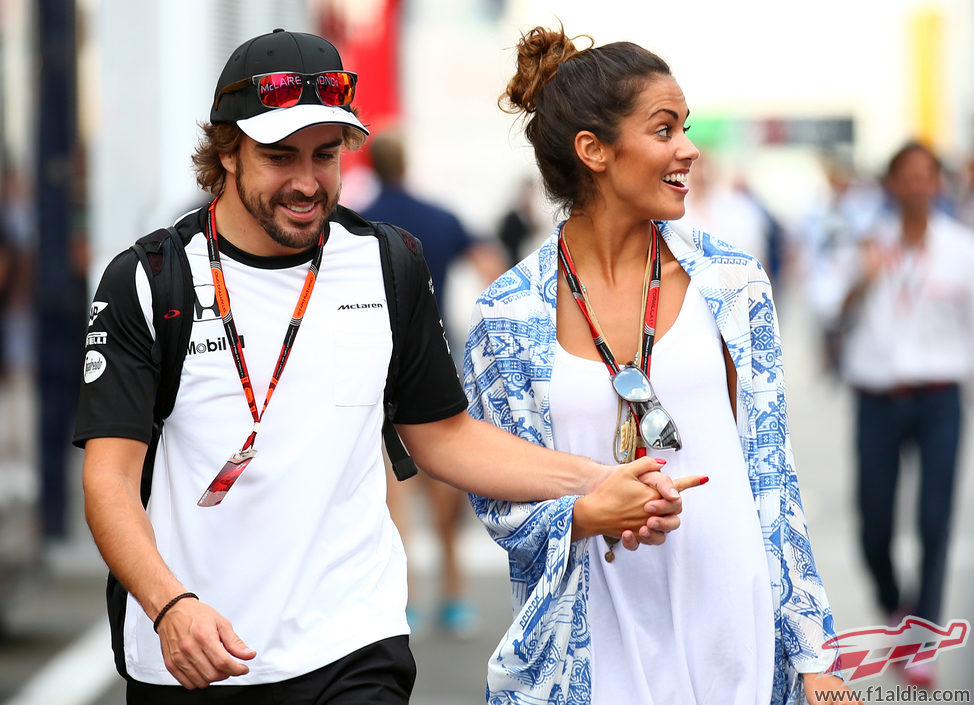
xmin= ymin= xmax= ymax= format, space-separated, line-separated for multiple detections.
xmin=333 ymin=331 xmax=392 ymax=406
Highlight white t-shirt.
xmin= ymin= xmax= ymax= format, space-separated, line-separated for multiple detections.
xmin=550 ymin=280 xmax=774 ymax=705
xmin=75 ymin=207 xmax=467 ymax=685
xmin=837 ymin=213 xmax=974 ymax=390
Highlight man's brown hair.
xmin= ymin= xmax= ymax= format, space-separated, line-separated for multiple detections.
xmin=191 ymin=118 xmax=368 ymax=195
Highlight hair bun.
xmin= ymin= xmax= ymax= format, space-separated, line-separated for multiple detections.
xmin=501 ymin=25 xmax=590 ymax=115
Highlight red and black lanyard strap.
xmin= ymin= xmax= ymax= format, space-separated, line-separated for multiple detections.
xmin=204 ymin=195 xmax=326 ymax=452
xmin=557 ymin=221 xmax=661 ymax=459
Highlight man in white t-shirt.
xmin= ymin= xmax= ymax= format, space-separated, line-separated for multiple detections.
xmin=816 ymin=141 xmax=974 ymax=690
xmin=73 ymin=30 xmax=694 ymax=705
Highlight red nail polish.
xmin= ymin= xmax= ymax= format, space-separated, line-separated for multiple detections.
xmin=700 ymin=476 xmax=710 ymax=485
xmin=655 ymin=458 xmax=667 ymax=465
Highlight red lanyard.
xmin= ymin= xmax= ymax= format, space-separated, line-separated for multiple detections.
xmin=557 ymin=222 xmax=661 ymax=458
xmin=203 ymin=195 xmax=325 ymax=451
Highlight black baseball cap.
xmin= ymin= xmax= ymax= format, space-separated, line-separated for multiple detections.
xmin=210 ymin=28 xmax=368 ymax=144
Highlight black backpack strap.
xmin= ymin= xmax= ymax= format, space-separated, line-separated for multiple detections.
xmin=130 ymin=226 xmax=194 ymax=505
xmin=107 ymin=224 xmax=195 ymax=680
xmin=373 ymin=221 xmax=420 ymax=481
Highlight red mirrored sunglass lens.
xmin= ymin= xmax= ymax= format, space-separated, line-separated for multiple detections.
xmin=314 ymin=73 xmax=355 ymax=106
xmin=255 ymin=73 xmax=304 ymax=108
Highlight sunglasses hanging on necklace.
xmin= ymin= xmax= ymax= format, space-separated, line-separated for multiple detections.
xmin=557 ymin=222 xmax=682 ymax=562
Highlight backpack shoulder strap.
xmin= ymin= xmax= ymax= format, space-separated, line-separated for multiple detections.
xmin=129 ymin=225 xmax=194 ymax=504
xmin=372 ymin=220 xmax=423 ymax=481
xmin=107 ymin=224 xmax=195 ymax=679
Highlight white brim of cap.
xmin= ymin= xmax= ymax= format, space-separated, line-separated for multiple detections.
xmin=236 ymin=104 xmax=369 ymax=144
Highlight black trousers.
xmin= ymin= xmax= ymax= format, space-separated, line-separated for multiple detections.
xmin=125 ymin=636 xmax=416 ymax=705
xmin=855 ymin=385 xmax=962 ymax=624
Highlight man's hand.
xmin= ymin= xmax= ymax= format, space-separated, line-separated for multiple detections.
xmin=155 ymin=597 xmax=256 ymax=689
xmin=572 ymin=459 xmax=707 ymax=543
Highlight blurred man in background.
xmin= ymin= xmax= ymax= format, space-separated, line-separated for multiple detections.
xmin=800 ymin=151 xmax=884 ymax=377
xmin=681 ymin=152 xmax=784 ymax=287
xmin=362 ymin=129 xmax=506 ymax=638
xmin=813 ymin=140 xmax=974 ymax=690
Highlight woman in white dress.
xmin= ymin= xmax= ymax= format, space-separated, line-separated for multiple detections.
xmin=463 ymin=25 xmax=861 ymax=705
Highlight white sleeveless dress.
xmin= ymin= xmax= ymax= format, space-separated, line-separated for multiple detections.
xmin=550 ymin=280 xmax=775 ymax=705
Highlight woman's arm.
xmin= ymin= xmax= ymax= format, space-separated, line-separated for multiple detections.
xmin=803 ymin=674 xmax=863 ymax=705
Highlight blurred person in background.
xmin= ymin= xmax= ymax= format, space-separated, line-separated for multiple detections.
xmin=812 ymin=140 xmax=974 ymax=690
xmin=955 ymin=154 xmax=974 ymax=229
xmin=730 ymin=171 xmax=786 ymax=288
xmin=73 ymin=29 xmax=688 ymax=703
xmin=0 ymin=214 xmax=10 ymax=383
xmin=361 ymin=128 xmax=506 ymax=638
xmin=496 ymin=175 xmax=542 ymax=267
xmin=680 ymin=151 xmax=784 ymax=287
xmin=801 ymin=151 xmax=883 ymax=377
xmin=362 ymin=129 xmax=507 ymax=357
xmin=0 ymin=166 xmax=36 ymax=434
xmin=464 ymin=24 xmax=859 ymax=705
xmin=37 ymin=147 xmax=88 ymax=550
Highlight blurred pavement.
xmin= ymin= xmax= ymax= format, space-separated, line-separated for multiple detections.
xmin=0 ymin=285 xmax=971 ymax=704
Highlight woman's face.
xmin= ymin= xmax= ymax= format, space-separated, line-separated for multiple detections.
xmin=597 ymin=76 xmax=699 ymax=221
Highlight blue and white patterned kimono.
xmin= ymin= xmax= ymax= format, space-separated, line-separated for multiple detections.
xmin=463 ymin=221 xmax=837 ymax=705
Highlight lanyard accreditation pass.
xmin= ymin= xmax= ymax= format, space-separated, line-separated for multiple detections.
xmin=197 ymin=195 xmax=326 ymax=507
xmin=557 ymin=221 xmax=662 ymax=461
xmin=557 ymin=221 xmax=662 ymax=562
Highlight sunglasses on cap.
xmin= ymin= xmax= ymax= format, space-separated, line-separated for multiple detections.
xmin=612 ymin=364 xmax=682 ymax=451
xmin=213 ymin=70 xmax=357 ymax=112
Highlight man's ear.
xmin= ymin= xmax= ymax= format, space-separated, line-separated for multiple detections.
xmin=574 ymin=130 xmax=609 ymax=173
xmin=219 ymin=151 xmax=237 ymax=177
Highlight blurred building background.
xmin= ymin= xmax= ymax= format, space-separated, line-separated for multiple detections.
xmin=0 ymin=0 xmax=973 ymax=703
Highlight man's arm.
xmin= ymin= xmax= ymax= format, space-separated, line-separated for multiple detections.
xmin=839 ymin=238 xmax=884 ymax=319
xmin=396 ymin=411 xmax=703 ymax=544
xmin=397 ymin=411 xmax=610 ymax=500
xmin=82 ymin=437 xmax=255 ymax=688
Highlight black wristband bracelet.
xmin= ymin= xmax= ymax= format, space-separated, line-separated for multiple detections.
xmin=152 ymin=592 xmax=198 ymax=633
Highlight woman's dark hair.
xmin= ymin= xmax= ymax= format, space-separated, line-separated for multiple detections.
xmin=501 ymin=24 xmax=672 ymax=213
xmin=191 ymin=114 xmax=368 ymax=195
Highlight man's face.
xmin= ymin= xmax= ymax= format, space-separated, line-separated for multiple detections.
xmin=886 ymin=147 xmax=941 ymax=215
xmin=228 ymin=124 xmax=345 ymax=251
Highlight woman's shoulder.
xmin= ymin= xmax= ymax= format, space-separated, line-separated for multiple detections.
xmin=662 ymin=220 xmax=767 ymax=281
xmin=476 ymin=233 xmax=558 ymax=310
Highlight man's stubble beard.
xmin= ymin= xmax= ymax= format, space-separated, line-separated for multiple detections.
xmin=235 ymin=159 xmax=340 ymax=250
